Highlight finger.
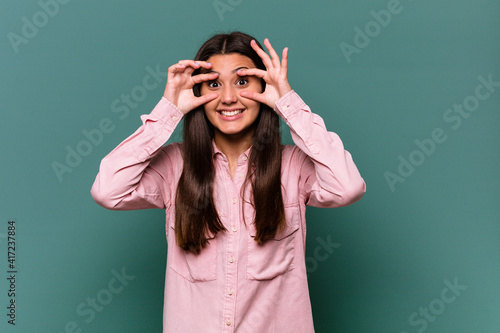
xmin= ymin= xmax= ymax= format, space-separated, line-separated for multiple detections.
xmin=251 ymin=40 xmax=273 ymax=69
xmin=183 ymin=66 xmax=196 ymax=76
xmin=281 ymin=47 xmax=288 ymax=75
xmin=193 ymin=92 xmax=219 ymax=109
xmin=175 ymin=64 xmax=196 ymax=77
xmin=239 ymin=90 xmax=266 ymax=104
xmin=178 ymin=60 xmax=213 ymax=70
xmin=236 ymin=68 xmax=266 ymax=79
xmin=174 ymin=62 xmax=204 ymax=76
xmin=168 ymin=63 xmax=184 ymax=73
xmin=191 ymin=72 xmax=219 ymax=84
xmin=176 ymin=60 xmax=206 ymax=71
xmin=263 ymin=38 xmax=281 ymax=68
xmin=168 ymin=63 xmax=187 ymax=77
xmin=195 ymin=60 xmax=213 ymax=69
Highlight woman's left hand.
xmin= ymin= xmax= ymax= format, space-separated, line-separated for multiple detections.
xmin=237 ymin=38 xmax=292 ymax=109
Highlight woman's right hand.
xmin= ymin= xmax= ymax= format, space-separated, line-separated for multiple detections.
xmin=163 ymin=60 xmax=219 ymax=115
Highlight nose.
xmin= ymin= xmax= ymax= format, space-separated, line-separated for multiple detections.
xmin=220 ymin=85 xmax=237 ymax=104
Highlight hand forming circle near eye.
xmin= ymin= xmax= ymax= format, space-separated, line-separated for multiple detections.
xmin=237 ymin=38 xmax=292 ymax=109
xmin=163 ymin=60 xmax=220 ymax=115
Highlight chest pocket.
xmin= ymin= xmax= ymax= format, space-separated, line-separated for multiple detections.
xmin=246 ymin=203 xmax=301 ymax=280
xmin=167 ymin=209 xmax=219 ymax=283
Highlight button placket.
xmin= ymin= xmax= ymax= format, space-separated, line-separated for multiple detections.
xmin=221 ymin=160 xmax=247 ymax=332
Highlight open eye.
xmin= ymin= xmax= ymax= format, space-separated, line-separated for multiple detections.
xmin=207 ymin=81 xmax=220 ymax=88
xmin=236 ymin=78 xmax=248 ymax=86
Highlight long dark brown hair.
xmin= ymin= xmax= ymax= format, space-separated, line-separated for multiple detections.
xmin=175 ymin=31 xmax=286 ymax=254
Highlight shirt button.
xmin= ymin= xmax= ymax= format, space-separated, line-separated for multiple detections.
xmin=228 ymin=288 xmax=234 ymax=295
xmin=283 ymin=105 xmax=289 ymax=111
xmin=228 ymin=256 xmax=234 ymax=263
xmin=232 ymin=198 xmax=237 ymax=204
xmin=171 ymin=115 xmax=178 ymax=121
xmin=226 ymin=319 xmax=231 ymax=326
xmin=232 ymin=226 xmax=237 ymax=232
xmin=242 ymin=155 xmax=248 ymax=161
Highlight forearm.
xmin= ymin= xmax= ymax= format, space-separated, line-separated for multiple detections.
xmin=275 ymin=90 xmax=366 ymax=207
xmin=91 ymin=97 xmax=184 ymax=210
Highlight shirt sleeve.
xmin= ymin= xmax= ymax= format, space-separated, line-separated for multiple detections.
xmin=274 ymin=90 xmax=366 ymax=208
xmin=90 ymin=97 xmax=184 ymax=210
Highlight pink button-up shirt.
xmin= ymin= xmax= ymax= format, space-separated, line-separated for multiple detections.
xmin=91 ymin=90 xmax=366 ymax=332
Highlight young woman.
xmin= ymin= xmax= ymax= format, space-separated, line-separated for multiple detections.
xmin=91 ymin=31 xmax=366 ymax=332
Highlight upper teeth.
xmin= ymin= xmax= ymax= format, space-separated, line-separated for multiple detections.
xmin=221 ymin=110 xmax=243 ymax=116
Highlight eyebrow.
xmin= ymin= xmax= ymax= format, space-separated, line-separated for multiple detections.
xmin=203 ymin=66 xmax=249 ymax=74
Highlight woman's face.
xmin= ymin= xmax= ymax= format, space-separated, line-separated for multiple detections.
xmin=200 ymin=53 xmax=262 ymax=141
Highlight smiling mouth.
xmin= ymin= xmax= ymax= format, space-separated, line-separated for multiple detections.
xmin=218 ymin=109 xmax=245 ymax=117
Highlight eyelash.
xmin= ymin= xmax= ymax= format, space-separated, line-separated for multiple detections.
xmin=237 ymin=78 xmax=249 ymax=86
xmin=207 ymin=78 xmax=248 ymax=88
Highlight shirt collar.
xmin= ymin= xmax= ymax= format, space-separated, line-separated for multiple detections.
xmin=212 ymin=139 xmax=252 ymax=163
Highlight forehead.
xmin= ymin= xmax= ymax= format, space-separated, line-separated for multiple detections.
xmin=202 ymin=53 xmax=256 ymax=73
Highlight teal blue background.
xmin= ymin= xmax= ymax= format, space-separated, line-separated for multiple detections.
xmin=1 ymin=0 xmax=499 ymax=332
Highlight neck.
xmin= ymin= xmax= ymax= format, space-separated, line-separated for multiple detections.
xmin=213 ymin=129 xmax=254 ymax=162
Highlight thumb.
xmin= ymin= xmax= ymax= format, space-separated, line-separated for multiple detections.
xmin=191 ymin=93 xmax=219 ymax=110
xmin=240 ymin=90 xmax=266 ymax=104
